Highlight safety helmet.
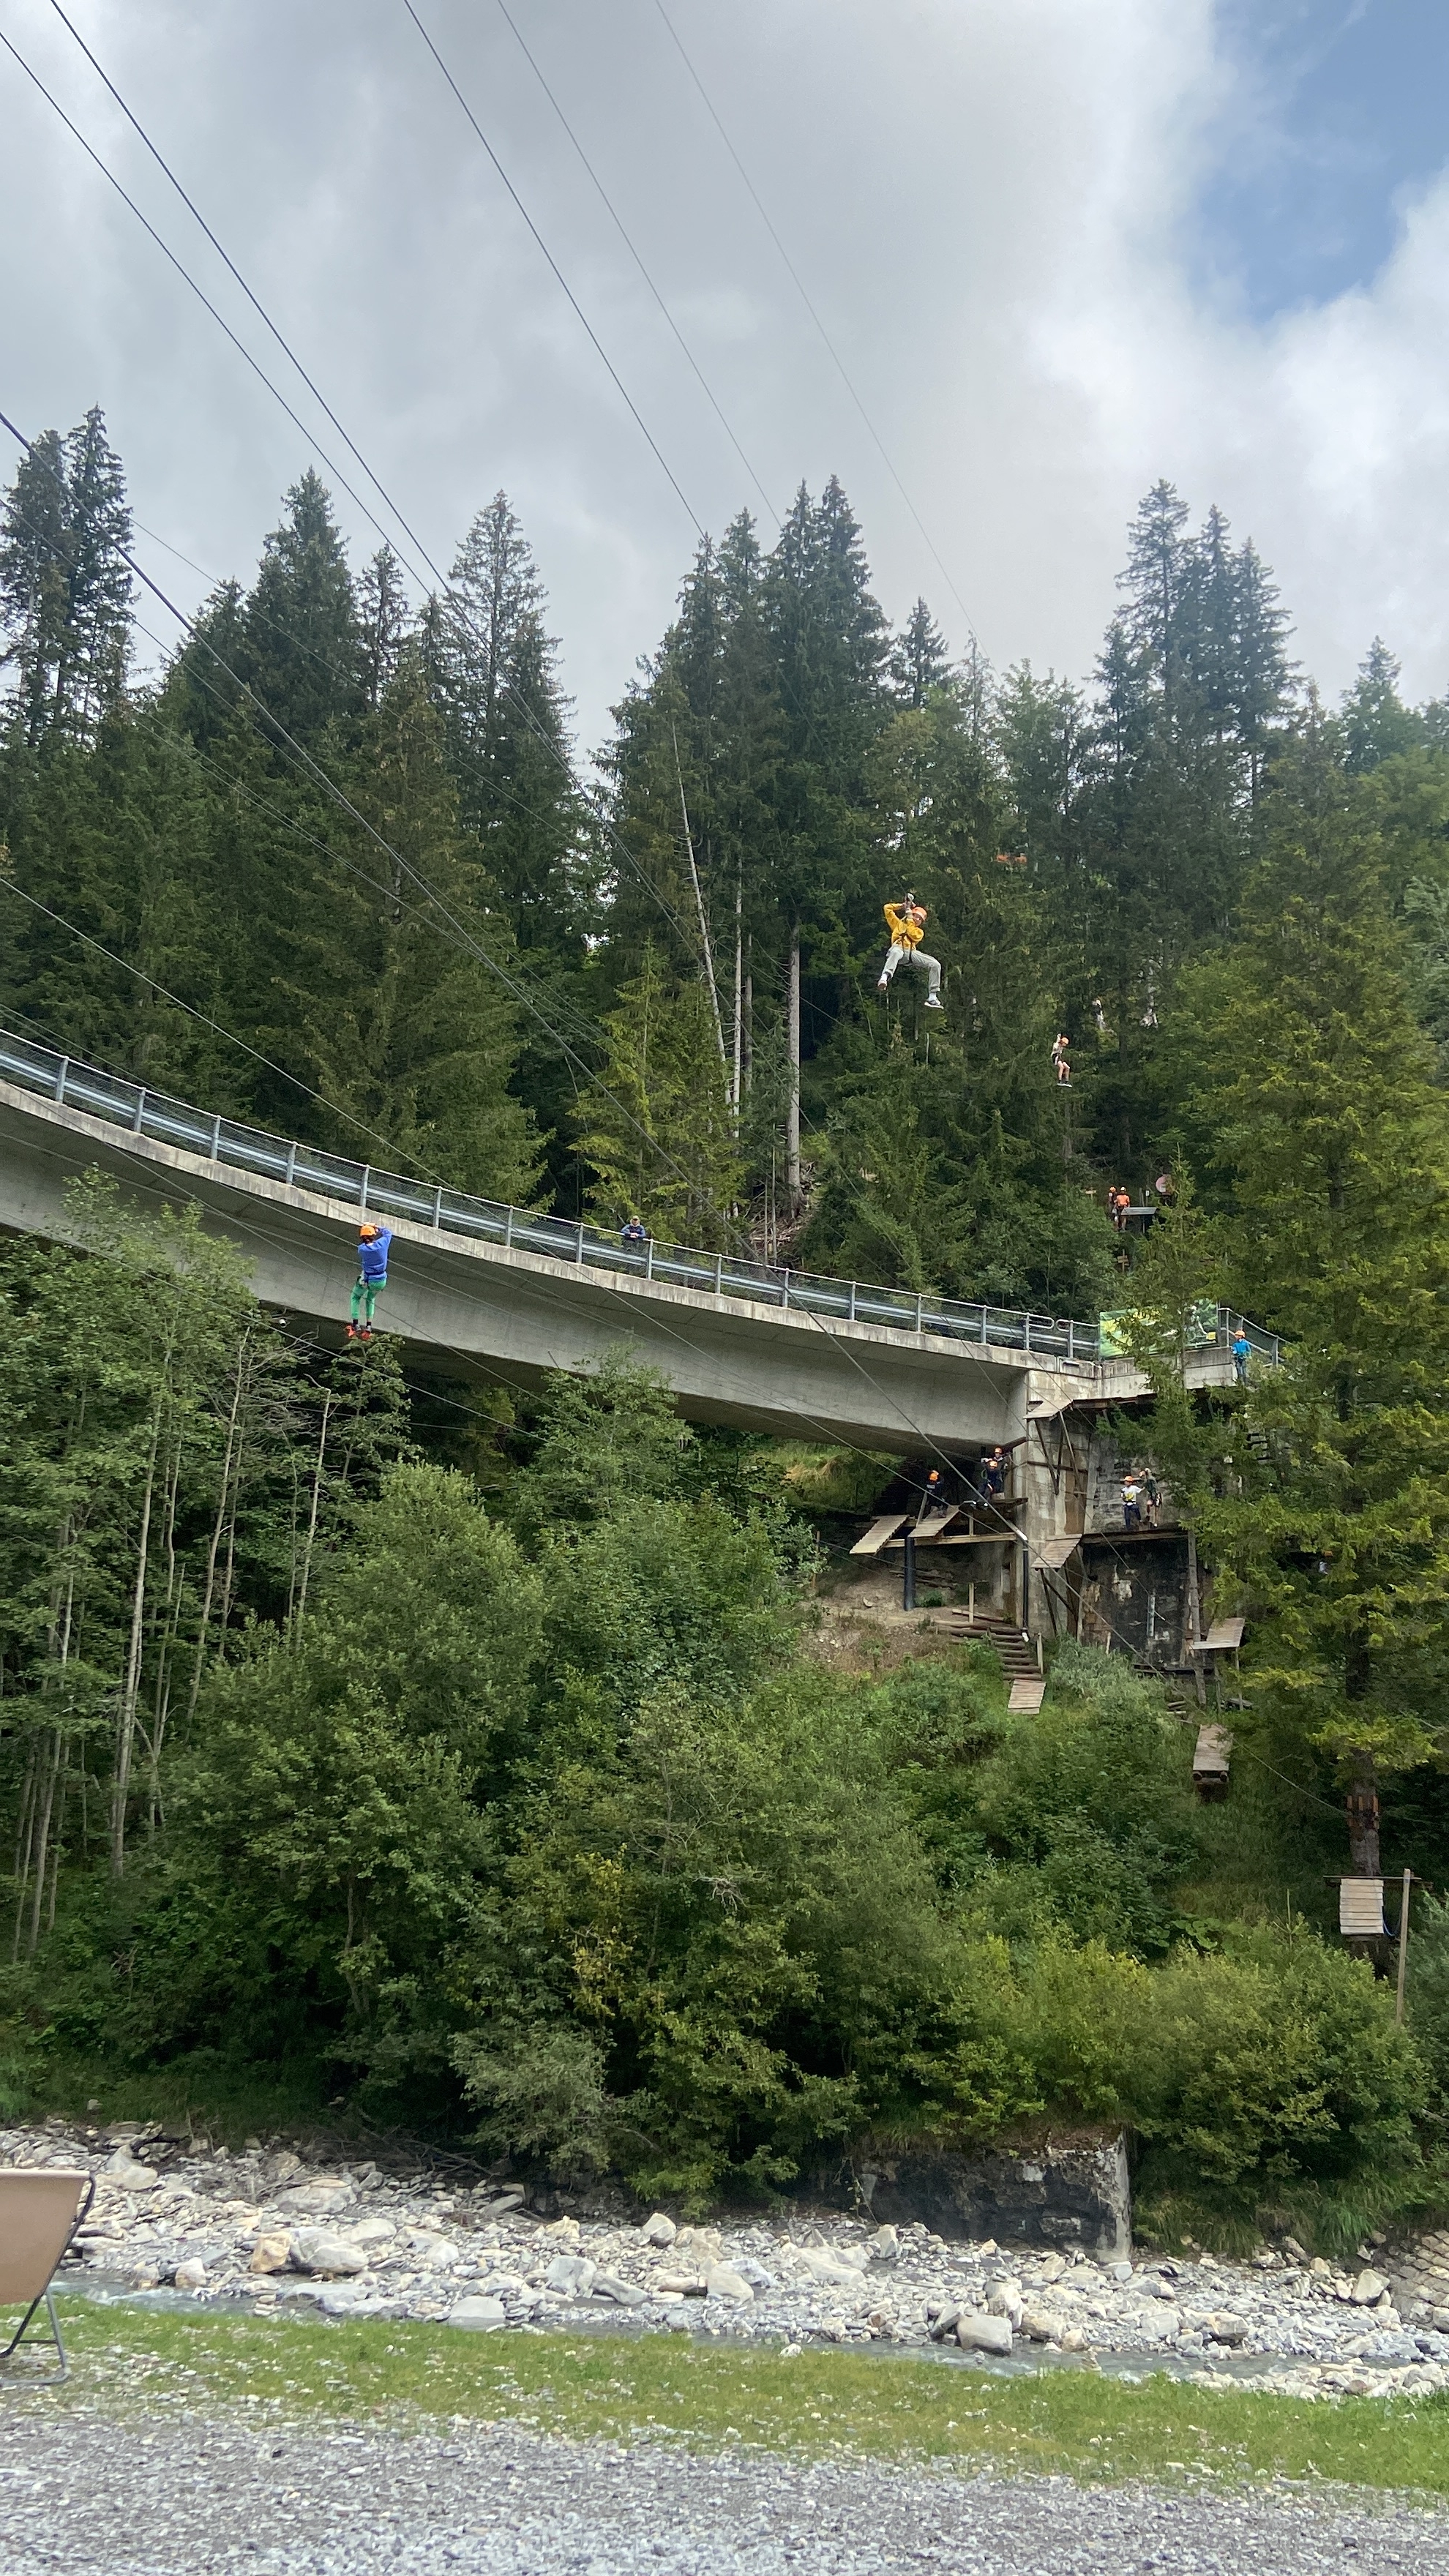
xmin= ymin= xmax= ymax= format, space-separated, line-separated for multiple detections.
xmin=359 ymin=1221 xmax=381 ymax=1240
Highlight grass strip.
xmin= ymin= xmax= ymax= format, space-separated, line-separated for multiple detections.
xmin=6 ymin=2299 xmax=1446 ymax=2498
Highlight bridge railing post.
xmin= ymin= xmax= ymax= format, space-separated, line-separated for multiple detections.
xmin=503 ymin=1207 xmax=514 ymax=1250
xmin=915 ymin=1292 xmax=924 ymax=1333
xmin=575 ymin=1222 xmax=585 ymax=1264
xmin=645 ymin=1238 xmax=654 ymax=1280
xmin=132 ymin=1087 xmax=146 ymax=1134
xmin=714 ymin=1254 xmax=723 ymax=1295
xmin=433 ymin=1186 xmax=443 ymax=1229
xmin=848 ymin=1282 xmax=856 ymax=1322
xmin=210 ymin=1113 xmax=222 ymax=1159
xmin=359 ymin=1167 xmax=370 ymax=1213
xmin=54 ymin=1057 xmax=69 ymax=1107
xmin=284 ymin=1142 xmax=297 ymax=1187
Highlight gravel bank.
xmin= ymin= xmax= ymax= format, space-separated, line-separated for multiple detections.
xmin=12 ymin=2117 xmax=1449 ymax=2405
xmin=3 ymin=2409 xmax=1447 ymax=2574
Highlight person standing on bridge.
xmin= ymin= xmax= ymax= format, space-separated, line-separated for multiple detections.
xmin=877 ymin=895 xmax=943 ymax=1008
xmin=348 ymin=1220 xmax=392 ymax=1341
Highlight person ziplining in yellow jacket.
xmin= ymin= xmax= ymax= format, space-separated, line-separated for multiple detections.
xmin=877 ymin=895 xmax=943 ymax=1007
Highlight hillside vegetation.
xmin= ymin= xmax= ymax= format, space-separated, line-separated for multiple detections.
xmin=4 ymin=419 xmax=1449 ymax=2240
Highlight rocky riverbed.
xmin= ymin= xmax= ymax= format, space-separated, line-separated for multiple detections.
xmin=13 ymin=2119 xmax=1449 ymax=2403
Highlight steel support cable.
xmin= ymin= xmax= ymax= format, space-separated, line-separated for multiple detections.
xmin=399 ymin=0 xmax=701 ymax=536
xmin=650 ymin=0 xmax=982 ymax=645
xmin=29 ymin=0 xmax=929 ymax=1067
xmin=0 ymin=58 xmax=1006 ymax=1490
xmin=5 ymin=1066 xmax=938 ymax=1501
xmin=489 ymin=0 xmax=776 ymax=520
xmin=0 ymin=407 xmax=712 ymax=1202
xmin=13 ymin=9 xmax=703 ymax=979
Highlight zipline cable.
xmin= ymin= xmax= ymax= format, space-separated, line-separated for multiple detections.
xmin=651 ymin=0 xmax=983 ymax=645
xmin=488 ymin=0 xmax=778 ymax=520
xmin=0 ymin=36 xmax=1005 ymax=1488
xmin=399 ymin=0 xmax=701 ymax=537
xmin=11 ymin=9 xmax=703 ymax=977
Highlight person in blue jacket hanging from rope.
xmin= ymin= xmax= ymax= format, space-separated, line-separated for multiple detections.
xmin=347 ymin=1220 xmax=392 ymax=1341
xmin=876 ymin=894 xmax=943 ymax=1008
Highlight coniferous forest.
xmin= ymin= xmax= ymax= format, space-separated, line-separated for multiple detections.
xmin=7 ymin=411 xmax=1449 ymax=2239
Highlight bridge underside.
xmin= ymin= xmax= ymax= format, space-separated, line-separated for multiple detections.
xmin=0 ymin=1087 xmax=1037 ymax=1456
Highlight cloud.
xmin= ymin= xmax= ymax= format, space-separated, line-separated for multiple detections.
xmin=2 ymin=0 xmax=1447 ymax=752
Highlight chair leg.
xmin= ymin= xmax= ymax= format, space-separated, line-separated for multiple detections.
xmin=0 ymin=2284 xmax=67 ymax=2383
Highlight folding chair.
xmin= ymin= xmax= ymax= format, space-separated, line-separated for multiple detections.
xmin=0 ymin=2169 xmax=95 ymax=2384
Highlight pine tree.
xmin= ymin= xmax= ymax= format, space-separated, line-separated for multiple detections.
xmin=890 ymin=599 xmax=951 ymax=710
xmin=575 ymin=941 xmax=742 ymax=1245
xmin=242 ymin=470 xmax=363 ymax=746
xmin=1170 ymin=724 xmax=1449 ymax=1868
xmin=359 ymin=545 xmax=411 ymax=709
xmin=1341 ymin=639 xmax=1424 ymax=774
xmin=0 ymin=408 xmax=132 ymax=748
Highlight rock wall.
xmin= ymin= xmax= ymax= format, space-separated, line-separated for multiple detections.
xmin=857 ymin=2133 xmax=1131 ymax=2258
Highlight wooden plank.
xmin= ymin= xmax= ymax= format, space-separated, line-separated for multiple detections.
xmin=1186 ymin=1617 xmax=1247 ymax=1654
xmin=1193 ymin=1723 xmax=1233 ymax=1778
xmin=1036 ymin=1534 xmax=1082 ymax=1570
xmin=1340 ymin=1879 xmax=1386 ymax=1938
xmin=850 ymin=1513 xmax=910 ymax=1558
xmin=912 ymin=1505 xmax=959 ymax=1542
xmin=1008 ymin=1677 xmax=1046 ymax=1712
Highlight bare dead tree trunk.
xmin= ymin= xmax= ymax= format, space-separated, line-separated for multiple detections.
xmin=786 ymin=929 xmax=801 ymax=1213
xmin=184 ymin=1338 xmax=250 ymax=1732
xmin=26 ymin=1729 xmax=61 ymax=1959
xmin=294 ymin=1393 xmax=332 ymax=1636
xmin=112 ymin=1388 xmax=165 ymax=1877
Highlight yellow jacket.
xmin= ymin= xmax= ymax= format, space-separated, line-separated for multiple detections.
xmin=884 ymin=901 xmax=924 ymax=949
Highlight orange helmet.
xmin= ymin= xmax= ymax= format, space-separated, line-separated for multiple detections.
xmin=359 ymin=1221 xmax=381 ymax=1240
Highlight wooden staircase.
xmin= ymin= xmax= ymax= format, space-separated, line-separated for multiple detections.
xmin=921 ymin=1610 xmax=1039 ymax=1683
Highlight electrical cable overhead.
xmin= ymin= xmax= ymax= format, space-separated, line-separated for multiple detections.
xmin=2 ymin=29 xmax=997 ymax=1489
xmin=487 ymin=0 xmax=776 ymax=520
xmin=650 ymin=0 xmax=981 ymax=645
xmin=400 ymin=0 xmax=702 ymax=538
xmin=18 ymin=2 xmax=704 ymax=972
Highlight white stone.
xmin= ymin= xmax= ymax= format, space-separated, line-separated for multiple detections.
xmin=343 ymin=2217 xmax=396 ymax=2249
xmin=105 ymin=2155 xmax=160 ymax=2192
xmin=870 ymin=2227 xmax=899 ymax=2261
xmin=544 ymin=2254 xmax=597 ymax=2296
xmin=1352 ymin=2269 xmax=1390 ymax=2305
xmin=290 ymin=2228 xmax=368 ymax=2278
xmin=641 ymin=2212 xmax=677 ymax=2247
xmin=173 ymin=2259 xmax=206 ymax=2291
xmin=1019 ymin=2307 xmax=1066 ymax=2343
xmin=1209 ymin=2314 xmax=1248 ymax=2345
xmin=705 ymin=2264 xmax=754 ymax=2302
xmin=956 ymin=2313 xmax=1013 ymax=2356
xmin=798 ymin=2248 xmax=867 ymax=2287
xmin=449 ymin=2296 xmax=506 ymax=2329
xmin=594 ymin=2272 xmax=649 ymax=2307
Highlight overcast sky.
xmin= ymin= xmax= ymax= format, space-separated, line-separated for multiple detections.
xmin=4 ymin=0 xmax=1448 ymax=756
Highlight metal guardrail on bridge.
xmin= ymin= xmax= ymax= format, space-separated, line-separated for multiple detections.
xmin=0 ymin=1027 xmax=1279 ymax=1371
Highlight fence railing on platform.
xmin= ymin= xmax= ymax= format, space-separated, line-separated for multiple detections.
xmin=0 ymin=1027 xmax=1278 ymax=1371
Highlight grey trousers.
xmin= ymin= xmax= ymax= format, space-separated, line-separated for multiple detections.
xmin=880 ymin=943 xmax=941 ymax=997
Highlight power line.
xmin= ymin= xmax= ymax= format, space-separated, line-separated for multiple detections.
xmin=488 ymin=0 xmax=777 ymax=519
xmin=0 ymin=42 xmax=988 ymax=1489
xmin=15 ymin=7 xmax=700 ymax=973
xmin=650 ymin=0 xmax=981 ymax=646
xmin=400 ymin=0 xmax=702 ymax=538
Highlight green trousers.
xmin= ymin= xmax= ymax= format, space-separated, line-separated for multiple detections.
xmin=350 ymin=1274 xmax=383 ymax=1327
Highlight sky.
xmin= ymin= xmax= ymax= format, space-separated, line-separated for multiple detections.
xmin=3 ymin=0 xmax=1449 ymax=757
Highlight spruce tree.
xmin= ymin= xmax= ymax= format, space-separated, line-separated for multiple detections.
xmin=574 ymin=941 xmax=741 ymax=1246
xmin=0 ymin=408 xmax=132 ymax=748
xmin=242 ymin=469 xmax=363 ymax=746
xmin=1170 ymin=723 xmax=1449 ymax=1868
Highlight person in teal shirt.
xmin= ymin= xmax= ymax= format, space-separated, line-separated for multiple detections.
xmin=348 ymin=1222 xmax=392 ymax=1340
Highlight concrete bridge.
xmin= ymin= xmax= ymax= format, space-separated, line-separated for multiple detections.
xmin=0 ymin=1027 xmax=1271 ymax=1496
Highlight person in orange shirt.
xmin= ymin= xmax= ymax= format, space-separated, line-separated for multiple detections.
xmin=877 ymin=896 xmax=943 ymax=1007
